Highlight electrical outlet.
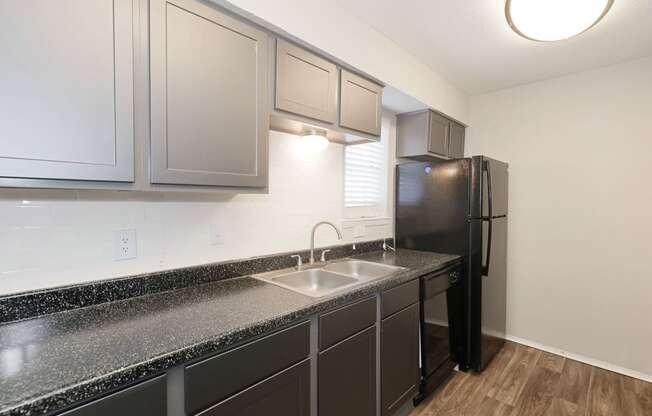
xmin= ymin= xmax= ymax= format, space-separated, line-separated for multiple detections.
xmin=353 ymin=224 xmax=366 ymax=238
xmin=114 ymin=229 xmax=137 ymax=260
xmin=209 ymin=224 xmax=225 ymax=246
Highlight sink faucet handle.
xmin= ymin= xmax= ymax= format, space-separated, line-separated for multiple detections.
xmin=290 ymin=255 xmax=302 ymax=268
xmin=320 ymin=249 xmax=332 ymax=262
xmin=382 ymin=238 xmax=396 ymax=252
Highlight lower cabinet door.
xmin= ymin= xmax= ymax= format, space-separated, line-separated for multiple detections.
xmin=381 ymin=303 xmax=420 ymax=416
xmin=196 ymin=360 xmax=310 ymax=416
xmin=58 ymin=375 xmax=166 ymax=416
xmin=318 ymin=325 xmax=376 ymax=416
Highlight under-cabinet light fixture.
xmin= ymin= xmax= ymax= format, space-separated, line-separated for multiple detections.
xmin=301 ymin=131 xmax=329 ymax=153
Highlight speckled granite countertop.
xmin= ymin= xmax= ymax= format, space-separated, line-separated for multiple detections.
xmin=0 ymin=249 xmax=459 ymax=416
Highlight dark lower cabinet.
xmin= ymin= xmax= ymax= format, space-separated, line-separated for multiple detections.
xmin=381 ymin=303 xmax=420 ymax=416
xmin=319 ymin=296 xmax=376 ymax=350
xmin=381 ymin=280 xmax=419 ymax=319
xmin=50 ymin=285 xmax=430 ymax=416
xmin=185 ymin=321 xmax=310 ymax=414
xmin=318 ymin=325 xmax=377 ymax=416
xmin=58 ymin=375 xmax=166 ymax=416
xmin=197 ymin=360 xmax=310 ymax=416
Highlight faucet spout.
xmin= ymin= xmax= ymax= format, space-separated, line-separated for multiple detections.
xmin=310 ymin=221 xmax=343 ymax=264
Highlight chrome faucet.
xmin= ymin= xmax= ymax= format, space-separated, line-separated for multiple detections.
xmin=290 ymin=254 xmax=303 ymax=269
xmin=310 ymin=221 xmax=343 ymax=264
xmin=383 ymin=237 xmax=396 ymax=253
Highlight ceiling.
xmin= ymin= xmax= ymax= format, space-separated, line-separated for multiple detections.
xmin=337 ymin=0 xmax=652 ymax=94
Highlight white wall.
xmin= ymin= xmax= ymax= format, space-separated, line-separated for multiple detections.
xmin=215 ymin=0 xmax=469 ymax=124
xmin=467 ymin=56 xmax=652 ymax=378
xmin=0 ymin=130 xmax=393 ymax=296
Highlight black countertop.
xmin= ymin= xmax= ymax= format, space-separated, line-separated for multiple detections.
xmin=0 ymin=249 xmax=459 ymax=416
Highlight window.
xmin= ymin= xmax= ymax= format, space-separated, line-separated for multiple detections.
xmin=344 ymin=120 xmax=389 ymax=218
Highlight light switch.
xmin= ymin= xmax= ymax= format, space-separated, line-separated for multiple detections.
xmin=209 ymin=224 xmax=225 ymax=246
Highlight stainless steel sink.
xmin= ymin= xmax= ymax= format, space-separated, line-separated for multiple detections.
xmin=263 ymin=269 xmax=359 ymax=297
xmin=323 ymin=260 xmax=404 ymax=280
xmin=252 ymin=259 xmax=406 ymax=298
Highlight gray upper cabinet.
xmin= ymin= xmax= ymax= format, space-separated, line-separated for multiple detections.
xmin=275 ymin=39 xmax=338 ymax=124
xmin=150 ymin=0 xmax=269 ymax=187
xmin=428 ymin=112 xmax=450 ymax=157
xmin=448 ymin=121 xmax=466 ymax=159
xmin=397 ymin=110 xmax=465 ymax=160
xmin=339 ymin=69 xmax=383 ymax=136
xmin=271 ymin=47 xmax=383 ymax=144
xmin=0 ymin=0 xmax=135 ymax=183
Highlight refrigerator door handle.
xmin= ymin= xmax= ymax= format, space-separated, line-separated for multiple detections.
xmin=482 ymin=218 xmax=493 ymax=276
xmin=482 ymin=160 xmax=493 ymax=276
xmin=485 ymin=160 xmax=493 ymax=219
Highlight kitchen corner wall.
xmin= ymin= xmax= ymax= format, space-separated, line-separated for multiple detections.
xmin=0 ymin=129 xmax=392 ymax=296
xmin=467 ymin=56 xmax=652 ymax=378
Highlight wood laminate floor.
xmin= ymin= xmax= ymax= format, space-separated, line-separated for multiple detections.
xmin=411 ymin=341 xmax=652 ymax=416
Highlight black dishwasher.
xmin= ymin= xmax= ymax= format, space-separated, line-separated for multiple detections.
xmin=415 ymin=263 xmax=464 ymax=404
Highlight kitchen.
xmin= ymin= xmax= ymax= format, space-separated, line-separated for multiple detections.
xmin=0 ymin=0 xmax=651 ymax=415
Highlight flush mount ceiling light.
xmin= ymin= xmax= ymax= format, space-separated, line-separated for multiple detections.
xmin=505 ymin=0 xmax=614 ymax=42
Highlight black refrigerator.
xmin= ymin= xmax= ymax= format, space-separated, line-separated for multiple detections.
xmin=395 ymin=156 xmax=508 ymax=372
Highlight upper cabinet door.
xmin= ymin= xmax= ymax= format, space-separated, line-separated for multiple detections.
xmin=150 ymin=0 xmax=269 ymax=187
xmin=0 ymin=0 xmax=134 ymax=182
xmin=428 ymin=112 xmax=450 ymax=157
xmin=275 ymin=39 xmax=338 ymax=124
xmin=448 ymin=121 xmax=466 ymax=159
xmin=339 ymin=70 xmax=382 ymax=136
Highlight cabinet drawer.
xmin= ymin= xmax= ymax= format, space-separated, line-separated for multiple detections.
xmin=319 ymin=297 xmax=377 ymax=350
xmin=185 ymin=321 xmax=310 ymax=415
xmin=196 ymin=360 xmax=310 ymax=416
xmin=381 ymin=280 xmax=419 ymax=319
xmin=58 ymin=375 xmax=166 ymax=416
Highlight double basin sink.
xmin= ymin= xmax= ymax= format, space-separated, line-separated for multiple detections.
xmin=253 ymin=259 xmax=406 ymax=298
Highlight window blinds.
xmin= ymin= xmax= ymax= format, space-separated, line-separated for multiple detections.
xmin=344 ymin=141 xmax=384 ymax=208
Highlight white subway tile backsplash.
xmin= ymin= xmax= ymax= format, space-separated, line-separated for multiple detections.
xmin=50 ymin=203 xmax=145 ymax=228
xmin=0 ymin=205 xmax=52 ymax=228
xmin=0 ymin=131 xmax=389 ymax=296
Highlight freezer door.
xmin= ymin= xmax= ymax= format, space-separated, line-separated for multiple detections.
xmin=471 ymin=156 xmax=508 ymax=220
xmin=482 ymin=157 xmax=509 ymax=218
xmin=395 ymin=160 xmax=470 ymax=255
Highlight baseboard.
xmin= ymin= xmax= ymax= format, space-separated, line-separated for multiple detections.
xmin=506 ymin=334 xmax=652 ymax=383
